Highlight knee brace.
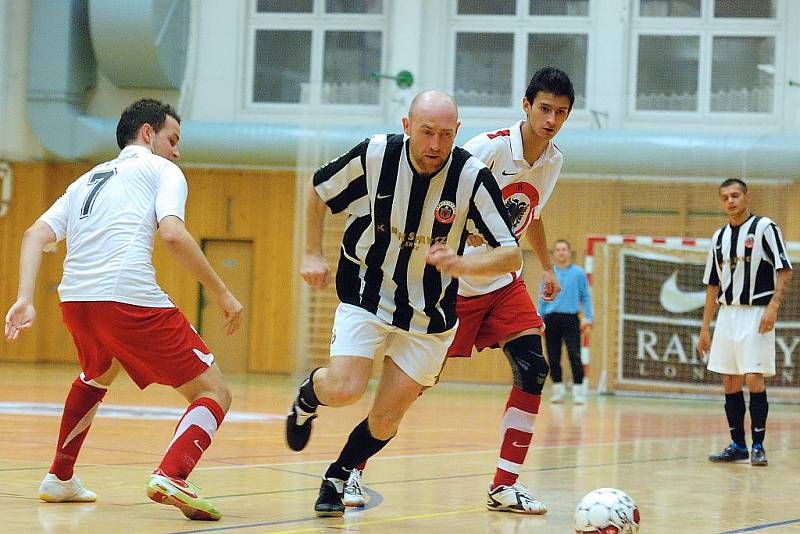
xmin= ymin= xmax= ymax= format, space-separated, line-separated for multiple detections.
xmin=503 ymin=335 xmax=549 ymax=394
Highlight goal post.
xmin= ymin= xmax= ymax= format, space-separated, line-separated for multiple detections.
xmin=585 ymin=234 xmax=800 ymax=402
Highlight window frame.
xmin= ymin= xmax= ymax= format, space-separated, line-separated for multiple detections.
xmin=244 ymin=0 xmax=388 ymax=115
xmin=629 ymin=0 xmax=784 ymax=121
xmin=448 ymin=0 xmax=593 ymax=119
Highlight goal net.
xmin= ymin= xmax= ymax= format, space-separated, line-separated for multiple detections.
xmin=587 ymin=235 xmax=800 ymax=402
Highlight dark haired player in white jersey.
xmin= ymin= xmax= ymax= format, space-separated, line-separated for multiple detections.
xmin=698 ymin=178 xmax=792 ymax=467
xmin=4 ymin=99 xmax=243 ymax=520
xmin=344 ymin=67 xmax=574 ymax=513
xmin=286 ymin=90 xmax=522 ymax=516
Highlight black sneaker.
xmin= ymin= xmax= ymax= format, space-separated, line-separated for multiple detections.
xmin=708 ymin=443 xmax=749 ymax=463
xmin=285 ymin=396 xmax=317 ymax=451
xmin=751 ymin=445 xmax=768 ymax=466
xmin=314 ymin=479 xmax=345 ymax=517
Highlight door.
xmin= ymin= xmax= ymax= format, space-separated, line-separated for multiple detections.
xmin=199 ymin=240 xmax=253 ymax=374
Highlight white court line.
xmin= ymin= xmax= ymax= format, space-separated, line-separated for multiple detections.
xmin=191 ymin=434 xmax=733 ymax=471
xmin=0 ymin=401 xmax=283 ymax=423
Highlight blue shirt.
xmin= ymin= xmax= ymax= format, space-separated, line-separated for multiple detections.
xmin=538 ymin=264 xmax=593 ymax=321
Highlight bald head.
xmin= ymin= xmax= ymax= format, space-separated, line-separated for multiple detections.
xmin=408 ymin=90 xmax=459 ymax=121
xmin=402 ymin=90 xmax=461 ymax=176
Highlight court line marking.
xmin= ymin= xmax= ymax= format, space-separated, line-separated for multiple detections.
xmin=0 ymin=401 xmax=282 ymax=422
xmin=170 ymin=504 xmax=484 ymax=534
xmin=193 ymin=431 xmax=800 ymax=471
xmin=718 ymin=518 xmax=800 ymax=533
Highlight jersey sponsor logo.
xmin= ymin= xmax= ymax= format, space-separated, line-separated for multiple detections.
xmin=434 ymin=200 xmax=456 ymax=224
xmin=501 ymin=182 xmax=539 ymax=238
xmin=659 ymin=272 xmax=706 ymax=313
xmin=744 ymin=234 xmax=755 ymax=248
xmin=390 ymin=226 xmax=447 ymax=249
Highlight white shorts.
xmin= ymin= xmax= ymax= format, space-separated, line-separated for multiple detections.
xmin=708 ymin=306 xmax=776 ymax=377
xmin=329 ymin=303 xmax=456 ymax=386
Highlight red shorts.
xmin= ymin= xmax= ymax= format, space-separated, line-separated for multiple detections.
xmin=446 ymin=278 xmax=543 ymax=358
xmin=60 ymin=301 xmax=213 ymax=389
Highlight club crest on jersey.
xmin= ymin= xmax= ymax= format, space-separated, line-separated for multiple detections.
xmin=434 ymin=200 xmax=456 ymax=224
xmin=501 ymin=182 xmax=539 ymax=238
xmin=744 ymin=234 xmax=755 ymax=248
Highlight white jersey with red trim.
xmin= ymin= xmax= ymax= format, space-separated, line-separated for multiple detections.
xmin=38 ymin=145 xmax=187 ymax=307
xmin=458 ymin=120 xmax=563 ymax=297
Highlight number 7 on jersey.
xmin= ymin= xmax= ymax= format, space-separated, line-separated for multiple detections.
xmin=80 ymin=169 xmax=116 ymax=219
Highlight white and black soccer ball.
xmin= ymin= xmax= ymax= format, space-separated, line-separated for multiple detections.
xmin=574 ymin=487 xmax=640 ymax=534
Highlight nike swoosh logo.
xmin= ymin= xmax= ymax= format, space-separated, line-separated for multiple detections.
xmin=193 ymin=439 xmax=205 ymax=453
xmin=511 ymin=441 xmax=530 ymax=448
xmin=754 ymin=427 xmax=765 ymax=432
xmin=166 ymin=477 xmax=199 ymax=499
xmin=377 ymin=193 xmax=392 ymax=199
xmin=192 ymin=348 xmax=215 ymax=365
xmin=173 ymin=485 xmax=199 ymax=499
xmin=659 ymin=272 xmax=706 ymax=313
xmin=501 ymin=170 xmax=517 ymax=176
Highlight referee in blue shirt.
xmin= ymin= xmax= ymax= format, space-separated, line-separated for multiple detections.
xmin=538 ymin=239 xmax=593 ymax=404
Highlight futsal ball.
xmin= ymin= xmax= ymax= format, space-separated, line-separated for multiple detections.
xmin=574 ymin=488 xmax=640 ymax=534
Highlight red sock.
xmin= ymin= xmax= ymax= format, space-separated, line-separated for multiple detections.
xmin=51 ymin=376 xmax=107 ymax=480
xmin=158 ymin=397 xmax=225 ymax=480
xmin=492 ymin=386 xmax=540 ymax=489
xmin=356 ymin=461 xmax=367 ymax=471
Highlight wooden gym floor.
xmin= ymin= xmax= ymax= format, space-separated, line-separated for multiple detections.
xmin=1 ymin=361 xmax=799 ymax=533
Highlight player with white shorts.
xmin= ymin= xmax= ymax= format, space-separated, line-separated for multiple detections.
xmin=698 ymin=178 xmax=792 ymax=467
xmin=284 ymin=90 xmax=521 ymax=517
xmin=345 ymin=67 xmax=576 ymax=514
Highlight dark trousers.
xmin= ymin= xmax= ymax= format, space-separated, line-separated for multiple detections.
xmin=543 ymin=313 xmax=583 ymax=384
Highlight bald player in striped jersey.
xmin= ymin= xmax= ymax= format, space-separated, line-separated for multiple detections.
xmin=286 ymin=90 xmax=521 ymax=516
xmin=345 ymin=67 xmax=575 ymax=514
xmin=698 ymin=178 xmax=793 ymax=467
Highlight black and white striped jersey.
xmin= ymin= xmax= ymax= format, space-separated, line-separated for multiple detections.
xmin=703 ymin=214 xmax=792 ymax=305
xmin=313 ymin=133 xmax=518 ymax=334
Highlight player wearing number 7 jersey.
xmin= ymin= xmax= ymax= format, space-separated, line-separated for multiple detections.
xmin=4 ymin=99 xmax=243 ymax=521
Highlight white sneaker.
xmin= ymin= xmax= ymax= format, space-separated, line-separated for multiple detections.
xmin=486 ymin=481 xmax=547 ymax=514
xmin=38 ymin=473 xmax=97 ymax=503
xmin=573 ymin=384 xmax=586 ymax=405
xmin=343 ymin=468 xmax=367 ymax=507
xmin=551 ymin=383 xmax=565 ymax=403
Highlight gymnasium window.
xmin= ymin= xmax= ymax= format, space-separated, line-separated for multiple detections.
xmin=249 ymin=0 xmax=385 ymax=106
xmin=451 ymin=0 xmax=590 ymax=109
xmin=633 ymin=0 xmax=780 ymax=114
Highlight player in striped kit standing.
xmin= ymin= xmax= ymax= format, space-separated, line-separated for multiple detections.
xmin=285 ymin=90 xmax=522 ymax=516
xmin=698 ymin=178 xmax=793 ymax=466
xmin=344 ymin=67 xmax=575 ymax=514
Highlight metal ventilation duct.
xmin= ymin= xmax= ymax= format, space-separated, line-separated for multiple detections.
xmin=88 ymin=0 xmax=189 ymax=89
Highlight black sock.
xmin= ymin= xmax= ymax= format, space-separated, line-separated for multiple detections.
xmin=725 ymin=391 xmax=746 ymax=449
xmin=325 ymin=418 xmax=393 ymax=481
xmin=297 ymin=368 xmax=324 ymax=413
xmin=749 ymin=391 xmax=768 ymax=447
